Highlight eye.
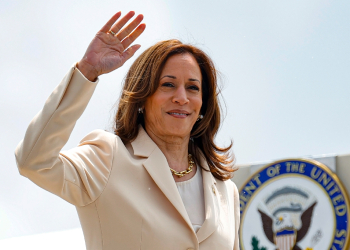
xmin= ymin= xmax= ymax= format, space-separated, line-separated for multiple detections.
xmin=161 ymin=82 xmax=174 ymax=87
xmin=188 ymin=85 xmax=200 ymax=91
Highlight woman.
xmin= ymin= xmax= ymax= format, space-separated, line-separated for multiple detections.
xmin=15 ymin=11 xmax=240 ymax=250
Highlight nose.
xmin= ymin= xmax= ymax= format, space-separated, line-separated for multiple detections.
xmin=172 ymin=86 xmax=189 ymax=105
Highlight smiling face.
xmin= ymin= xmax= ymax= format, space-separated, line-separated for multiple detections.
xmin=144 ymin=53 xmax=203 ymax=140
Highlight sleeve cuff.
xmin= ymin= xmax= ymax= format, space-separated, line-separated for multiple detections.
xmin=73 ymin=63 xmax=99 ymax=84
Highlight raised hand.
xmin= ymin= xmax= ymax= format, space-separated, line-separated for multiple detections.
xmin=77 ymin=11 xmax=146 ymax=81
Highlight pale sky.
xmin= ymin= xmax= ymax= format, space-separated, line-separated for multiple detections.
xmin=1 ymin=0 xmax=349 ymax=247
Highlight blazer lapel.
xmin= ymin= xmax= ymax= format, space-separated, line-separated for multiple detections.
xmin=131 ymin=126 xmax=194 ymax=232
xmin=196 ymin=160 xmax=220 ymax=243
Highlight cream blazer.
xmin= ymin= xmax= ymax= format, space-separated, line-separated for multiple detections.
xmin=15 ymin=65 xmax=240 ymax=250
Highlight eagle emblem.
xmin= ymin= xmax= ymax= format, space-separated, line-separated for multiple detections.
xmin=239 ymin=159 xmax=350 ymax=250
xmin=257 ymin=186 xmax=317 ymax=250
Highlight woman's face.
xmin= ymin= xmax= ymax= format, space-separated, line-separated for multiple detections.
xmin=144 ymin=53 xmax=203 ymax=139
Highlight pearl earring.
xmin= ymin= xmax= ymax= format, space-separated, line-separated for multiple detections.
xmin=197 ymin=114 xmax=203 ymax=121
xmin=138 ymin=107 xmax=144 ymax=114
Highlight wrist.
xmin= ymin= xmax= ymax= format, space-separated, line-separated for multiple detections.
xmin=77 ymin=60 xmax=98 ymax=82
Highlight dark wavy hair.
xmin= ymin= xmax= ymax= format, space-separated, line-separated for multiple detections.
xmin=114 ymin=39 xmax=235 ymax=181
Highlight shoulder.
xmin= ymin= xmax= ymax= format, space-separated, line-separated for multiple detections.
xmin=216 ymin=178 xmax=239 ymax=198
xmin=226 ymin=179 xmax=239 ymax=192
xmin=79 ymin=129 xmax=115 ymax=141
xmin=61 ymin=129 xmax=129 ymax=170
xmin=78 ymin=129 xmax=121 ymax=144
xmin=76 ymin=129 xmax=126 ymax=153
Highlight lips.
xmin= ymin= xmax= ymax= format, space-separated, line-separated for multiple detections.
xmin=168 ymin=112 xmax=188 ymax=116
xmin=167 ymin=110 xmax=190 ymax=118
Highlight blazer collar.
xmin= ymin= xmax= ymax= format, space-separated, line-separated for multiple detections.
xmin=131 ymin=126 xmax=193 ymax=231
xmin=130 ymin=125 xmax=157 ymax=157
xmin=131 ymin=126 xmax=220 ymax=241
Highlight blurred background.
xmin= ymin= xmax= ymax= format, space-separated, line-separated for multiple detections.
xmin=1 ymin=0 xmax=349 ymax=249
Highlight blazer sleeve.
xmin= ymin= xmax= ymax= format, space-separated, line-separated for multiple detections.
xmin=14 ymin=65 xmax=115 ymax=206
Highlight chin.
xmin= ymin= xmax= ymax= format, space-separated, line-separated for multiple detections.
xmin=164 ymin=126 xmax=192 ymax=138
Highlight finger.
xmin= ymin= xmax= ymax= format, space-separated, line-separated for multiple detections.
xmin=100 ymin=12 xmax=122 ymax=33
xmin=110 ymin=11 xmax=135 ymax=34
xmin=121 ymin=23 xmax=146 ymax=49
xmin=116 ymin=14 xmax=144 ymax=41
xmin=121 ymin=44 xmax=141 ymax=62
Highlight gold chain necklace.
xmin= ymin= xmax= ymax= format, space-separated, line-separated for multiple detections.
xmin=170 ymin=154 xmax=194 ymax=178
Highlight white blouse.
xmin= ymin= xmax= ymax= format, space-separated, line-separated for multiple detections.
xmin=176 ymin=168 xmax=206 ymax=232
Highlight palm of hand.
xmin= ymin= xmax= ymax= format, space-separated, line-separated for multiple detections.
xmin=83 ymin=32 xmax=127 ymax=77
xmin=78 ymin=11 xmax=145 ymax=81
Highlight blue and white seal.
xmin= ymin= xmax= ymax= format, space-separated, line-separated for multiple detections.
xmin=239 ymin=159 xmax=350 ymax=250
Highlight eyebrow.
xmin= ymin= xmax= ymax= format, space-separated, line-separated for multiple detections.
xmin=160 ymin=75 xmax=200 ymax=83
